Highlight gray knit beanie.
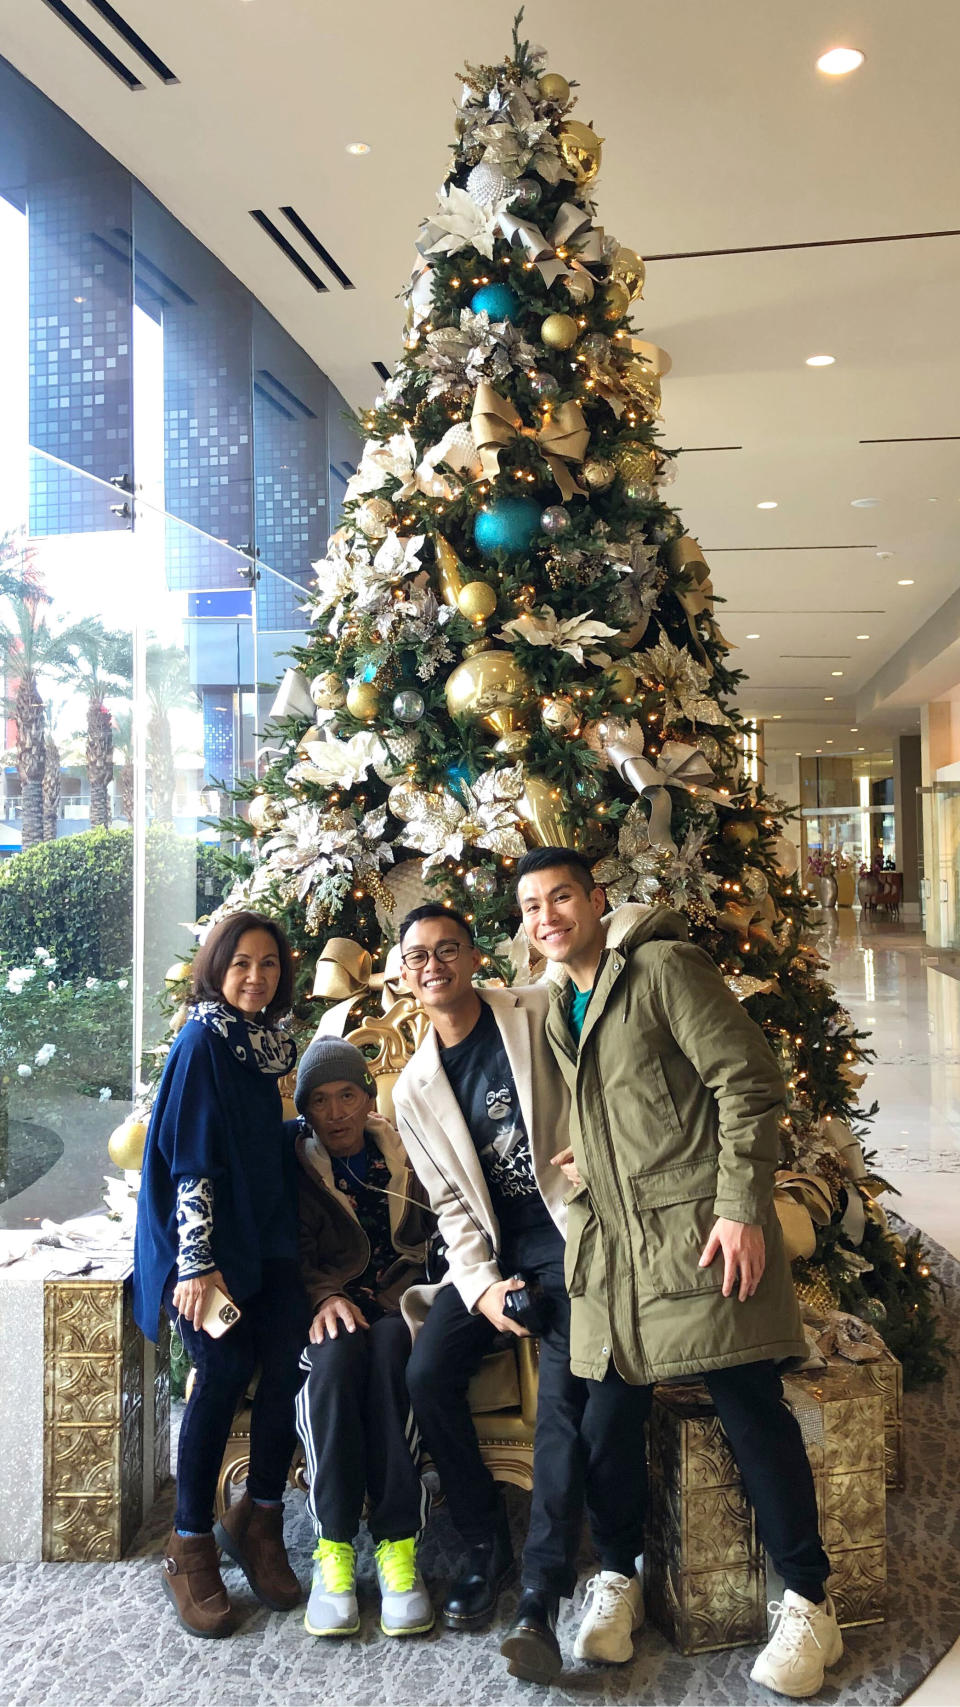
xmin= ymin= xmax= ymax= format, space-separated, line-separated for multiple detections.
xmin=295 ymin=1035 xmax=376 ymax=1114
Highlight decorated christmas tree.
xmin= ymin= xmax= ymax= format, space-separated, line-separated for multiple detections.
xmin=163 ymin=15 xmax=942 ymax=1385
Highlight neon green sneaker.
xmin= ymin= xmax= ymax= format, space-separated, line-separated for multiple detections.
xmin=374 ymin=1537 xmax=434 ymax=1636
xmin=304 ymin=1539 xmax=358 ymax=1637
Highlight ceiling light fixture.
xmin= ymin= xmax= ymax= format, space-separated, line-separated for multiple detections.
xmin=831 ymin=670 xmax=843 ymax=676
xmin=817 ymin=46 xmax=865 ymax=75
xmin=756 ymin=500 xmax=778 ymax=510
xmin=805 ymin=354 xmax=835 ymax=367
xmin=746 ymin=632 xmax=760 ymax=639
xmin=346 ymin=141 xmax=371 ymax=155
xmin=771 ymin=714 xmax=782 ymax=720
xmin=824 ymin=696 xmax=834 ymax=702
xmin=826 ymin=739 xmax=834 ymax=744
xmin=851 ymin=497 xmax=878 ymax=508
xmin=856 ymin=633 xmax=870 ymax=640
xmin=858 ymin=746 xmax=865 ymax=751
xmin=850 ymin=727 xmax=859 ymax=733
xmin=897 ymin=578 xmax=915 ymax=585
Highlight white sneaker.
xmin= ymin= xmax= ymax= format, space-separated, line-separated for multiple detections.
xmin=574 ymin=1570 xmax=644 ymax=1664
xmin=374 ymin=1537 xmax=435 ymax=1636
xmin=304 ymin=1539 xmax=359 ymax=1637
xmin=750 ymin=1591 xmax=843 ymax=1698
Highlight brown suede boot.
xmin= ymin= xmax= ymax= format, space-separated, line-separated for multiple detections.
xmin=214 ymin=1493 xmax=302 ymax=1611
xmin=161 ymin=1529 xmax=235 ymax=1638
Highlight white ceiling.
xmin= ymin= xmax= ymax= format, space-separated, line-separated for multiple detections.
xmin=2 ymin=0 xmax=959 ymax=747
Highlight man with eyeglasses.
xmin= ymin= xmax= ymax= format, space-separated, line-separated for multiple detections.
xmin=393 ymin=903 xmax=649 ymax=1685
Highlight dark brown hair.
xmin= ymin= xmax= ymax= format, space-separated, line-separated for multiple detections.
xmin=191 ymin=910 xmax=294 ymax=1022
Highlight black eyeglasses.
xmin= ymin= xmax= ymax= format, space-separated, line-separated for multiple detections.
xmin=400 ymin=940 xmax=466 ymax=972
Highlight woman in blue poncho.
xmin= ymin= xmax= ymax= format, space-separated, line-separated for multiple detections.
xmin=134 ymin=909 xmax=309 ymax=1639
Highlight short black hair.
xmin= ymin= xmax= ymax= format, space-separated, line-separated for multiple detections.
xmin=398 ymin=902 xmax=475 ymax=947
xmin=191 ymin=909 xmax=294 ymax=1022
xmin=515 ymin=846 xmax=602 ymax=898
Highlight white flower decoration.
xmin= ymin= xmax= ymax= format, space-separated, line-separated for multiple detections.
xmin=498 ymin=605 xmax=621 ymax=666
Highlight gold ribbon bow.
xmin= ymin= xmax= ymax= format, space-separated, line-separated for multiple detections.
xmin=714 ymin=889 xmax=780 ymax=947
xmin=667 ymin=537 xmax=723 ymax=669
xmin=773 ymin=1170 xmax=834 ymax=1262
xmin=470 ymin=381 xmax=589 ymax=501
xmin=311 ymin=936 xmax=410 ymax=1036
xmin=604 ymin=732 xmax=720 ymax=855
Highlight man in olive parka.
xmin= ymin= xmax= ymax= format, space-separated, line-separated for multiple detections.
xmin=516 ymin=847 xmax=843 ymax=1701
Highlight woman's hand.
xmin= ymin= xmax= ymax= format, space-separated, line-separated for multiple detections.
xmin=309 ymin=1296 xmax=369 ymax=1343
xmin=172 ymin=1269 xmax=232 ymax=1333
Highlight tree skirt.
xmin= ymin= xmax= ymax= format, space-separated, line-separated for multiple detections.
xmin=0 ymin=1222 xmax=957 ymax=1706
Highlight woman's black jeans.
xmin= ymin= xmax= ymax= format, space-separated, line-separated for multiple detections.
xmin=164 ymin=1259 xmax=310 ymax=1534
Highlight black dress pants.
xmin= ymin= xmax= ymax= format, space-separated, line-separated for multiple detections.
xmin=406 ymin=1224 xmax=650 ymax=1599
xmin=164 ymin=1259 xmax=310 ymax=1534
xmin=295 ymin=1312 xmax=428 ymax=1544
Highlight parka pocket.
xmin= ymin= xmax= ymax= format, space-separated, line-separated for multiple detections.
xmin=630 ymin=1157 xmax=724 ymax=1298
xmin=564 ymin=1184 xmax=597 ymax=1298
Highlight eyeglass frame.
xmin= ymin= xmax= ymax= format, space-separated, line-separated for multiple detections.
xmin=399 ymin=939 xmax=468 ymax=971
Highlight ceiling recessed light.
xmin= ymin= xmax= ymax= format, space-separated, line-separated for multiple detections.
xmin=805 ymin=354 xmax=835 ymax=367
xmin=816 ymin=748 xmax=823 ymax=754
xmin=856 ymin=634 xmax=870 ymax=640
xmin=746 ymin=632 xmax=760 ymax=639
xmin=851 ymin=497 xmax=878 ymax=508
xmin=858 ymin=746 xmax=865 ymax=751
xmin=771 ymin=714 xmax=782 ymax=720
xmin=928 ymin=496 xmax=939 ymax=503
xmin=831 ymin=670 xmax=843 ymax=676
xmin=850 ymin=727 xmax=859 ymax=733
xmin=824 ymin=696 xmax=834 ymax=702
xmin=817 ymin=46 xmax=865 ymax=76
xmin=346 ymin=141 xmax=371 ymax=155
xmin=897 ymin=578 xmax=915 ymax=586
xmin=756 ymin=500 xmax=778 ymax=510
xmin=876 ymin=550 xmax=893 ymax=559
xmin=826 ymin=740 xmax=834 ymax=744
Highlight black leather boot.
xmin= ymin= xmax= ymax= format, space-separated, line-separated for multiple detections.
xmin=442 ymin=1505 xmax=514 ymax=1629
xmin=500 ymin=1588 xmax=562 ymax=1684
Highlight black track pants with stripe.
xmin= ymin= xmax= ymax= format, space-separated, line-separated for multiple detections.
xmin=295 ymin=1311 xmax=428 ymax=1544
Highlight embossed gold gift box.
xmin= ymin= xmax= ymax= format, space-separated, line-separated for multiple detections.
xmin=645 ymin=1359 xmax=888 ymax=1655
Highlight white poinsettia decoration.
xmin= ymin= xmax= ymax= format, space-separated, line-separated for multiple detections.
xmin=285 ymin=728 xmax=382 ymax=792
xmin=389 ymin=765 xmax=527 ymax=873
xmin=352 ymin=531 xmax=426 ymax=613
xmin=343 ymin=429 xmax=420 ymax=503
xmin=261 ymin=803 xmax=392 ymax=905
xmin=418 ymin=184 xmax=502 ymax=260
xmin=498 ymin=605 xmax=621 ymax=666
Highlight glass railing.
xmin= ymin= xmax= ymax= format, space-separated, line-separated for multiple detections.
xmin=0 ymin=449 xmax=308 ymax=1226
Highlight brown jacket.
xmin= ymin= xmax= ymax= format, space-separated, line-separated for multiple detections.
xmin=295 ymin=1113 xmax=433 ymax=1316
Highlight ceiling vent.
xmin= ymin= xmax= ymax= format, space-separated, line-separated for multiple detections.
xmin=41 ymin=0 xmax=177 ymax=88
xmin=249 ymin=212 xmax=328 ymax=292
xmin=372 ymin=362 xmax=391 ymax=382
xmin=280 ymin=210 xmax=355 ymax=290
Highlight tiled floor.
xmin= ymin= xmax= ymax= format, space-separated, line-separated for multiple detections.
xmin=817 ymin=908 xmax=960 ymax=1705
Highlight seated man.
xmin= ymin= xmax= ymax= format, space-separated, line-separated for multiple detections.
xmin=394 ymin=903 xmax=650 ymax=1685
xmin=290 ymin=1036 xmax=435 ymax=1639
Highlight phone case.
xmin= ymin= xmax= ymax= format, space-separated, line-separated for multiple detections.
xmin=201 ymin=1286 xmax=242 ymax=1337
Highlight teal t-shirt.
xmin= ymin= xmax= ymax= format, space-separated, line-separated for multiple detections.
xmin=567 ymin=984 xmax=593 ymax=1044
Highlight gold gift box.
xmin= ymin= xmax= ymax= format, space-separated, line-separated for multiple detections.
xmin=645 ymin=1359 xmax=887 ymax=1655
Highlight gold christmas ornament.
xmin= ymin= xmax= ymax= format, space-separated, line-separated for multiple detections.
xmin=600 ymin=280 xmax=631 ymax=322
xmin=434 ymin=535 xmax=465 ymax=608
xmin=463 ymin=636 xmax=495 ymax=657
xmin=794 ymin=1269 xmax=840 ymax=1314
xmin=615 ymin=444 xmax=658 ymax=486
xmin=541 ymin=695 xmax=581 ymax=735
xmin=164 ymin=961 xmax=191 ymax=985
xmin=563 ymin=270 xmax=595 ymax=306
xmin=540 ymin=312 xmax=580 ymax=350
xmin=583 ymin=716 xmax=630 ymax=766
xmin=603 ymin=661 xmax=637 ymax=701
xmin=444 ymin=649 xmax=531 ymax=739
xmin=582 ymin=457 xmax=616 ymax=492
xmin=722 ymin=820 xmax=760 ymax=850
xmin=610 ymin=246 xmax=646 ymax=300
xmin=621 ymin=359 xmax=662 ymax=415
xmin=247 ymin=794 xmax=286 ymax=834
xmin=310 ymin=671 xmax=346 ymax=710
xmin=356 ymin=496 xmax=394 ymax=539
xmin=346 ymin=682 xmax=380 ymax=721
xmin=558 ymin=120 xmax=604 ymax=186
xmin=521 ymin=775 xmax=574 ymax=847
xmin=108 ymin=1118 xmax=147 ymax=1172
xmin=457 ymin=580 xmax=499 ymax=624
xmin=538 ymin=71 xmax=571 ymax=104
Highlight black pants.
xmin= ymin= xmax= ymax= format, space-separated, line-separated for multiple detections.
xmin=701 ymin=1360 xmax=830 ymax=1603
xmin=295 ymin=1312 xmax=428 ymax=1544
xmin=164 ymin=1259 xmax=310 ymax=1534
xmin=406 ymin=1225 xmax=650 ymax=1599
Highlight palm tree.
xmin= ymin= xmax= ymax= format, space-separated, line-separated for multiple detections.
xmin=146 ymin=643 xmax=197 ymax=823
xmin=60 ymin=621 xmax=131 ymax=830
xmin=0 ymin=593 xmax=73 ymax=850
xmin=43 ymin=727 xmax=61 ymax=842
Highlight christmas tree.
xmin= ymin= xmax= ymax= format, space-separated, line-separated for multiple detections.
xmin=179 ymin=15 xmax=942 ymax=1385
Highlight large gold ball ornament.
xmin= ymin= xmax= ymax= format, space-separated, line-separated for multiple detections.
xmin=165 ymin=960 xmax=191 ymax=985
xmin=582 ymin=457 xmax=616 ymax=492
xmin=603 ymin=661 xmax=637 ymax=701
xmin=600 ymin=280 xmax=631 ymax=322
xmin=541 ymin=695 xmax=581 ymax=735
xmin=356 ymin=496 xmax=394 ymax=540
xmin=346 ymin=682 xmax=380 ymax=721
xmin=521 ymin=776 xmax=575 ymax=847
xmin=621 ymin=359 xmax=662 ymax=414
xmin=444 ymin=650 xmax=531 ymax=738
xmin=457 ymin=580 xmax=498 ymax=624
xmin=247 ymin=794 xmax=286 ymax=835
xmin=615 ymin=444 xmax=658 ymax=485
xmin=540 ymin=312 xmax=579 ymax=351
xmin=310 ymin=671 xmax=346 ymax=711
xmin=108 ymin=1118 xmax=148 ymax=1172
xmin=583 ymin=716 xmax=630 ymax=765
xmin=722 ymin=820 xmax=760 ymax=850
xmin=610 ymin=246 xmax=646 ymax=300
xmin=538 ymin=71 xmax=571 ymax=104
xmin=557 ymin=121 xmax=604 ymax=186
xmin=434 ymin=534 xmax=465 ymax=608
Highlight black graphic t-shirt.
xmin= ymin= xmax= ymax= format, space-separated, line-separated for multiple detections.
xmin=330 ymin=1134 xmax=396 ymax=1323
xmin=439 ymin=1002 xmax=553 ymax=1239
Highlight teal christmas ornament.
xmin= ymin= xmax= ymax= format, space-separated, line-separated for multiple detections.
xmin=445 ymin=761 xmax=476 ymax=799
xmin=470 ymin=283 xmax=521 ymax=323
xmin=474 ymin=498 xmax=541 ymax=556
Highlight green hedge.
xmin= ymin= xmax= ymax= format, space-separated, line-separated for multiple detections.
xmin=0 ymin=828 xmax=226 ymax=989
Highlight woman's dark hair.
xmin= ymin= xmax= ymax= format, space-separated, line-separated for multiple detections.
xmin=399 ymin=902 xmax=474 ymax=946
xmin=191 ymin=910 xmax=295 ymax=1022
xmin=515 ymin=846 xmax=602 ymax=897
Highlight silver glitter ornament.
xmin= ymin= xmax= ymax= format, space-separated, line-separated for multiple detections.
xmin=466 ymin=162 xmax=507 ymax=209
xmin=464 ymin=866 xmax=498 ymax=898
xmin=623 ymin=480 xmax=655 ymax=505
xmin=579 ymin=333 xmax=611 ymax=362
xmin=392 ymin=689 xmax=426 ymax=724
xmin=509 ymin=177 xmax=543 ymax=214
xmin=742 ymin=866 xmax=770 ymax=903
xmin=540 ymin=504 xmax=572 ymax=537
xmin=529 ymin=370 xmax=560 ymax=400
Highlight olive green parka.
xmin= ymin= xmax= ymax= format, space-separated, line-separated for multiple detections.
xmin=544 ymin=903 xmax=806 ymax=1384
